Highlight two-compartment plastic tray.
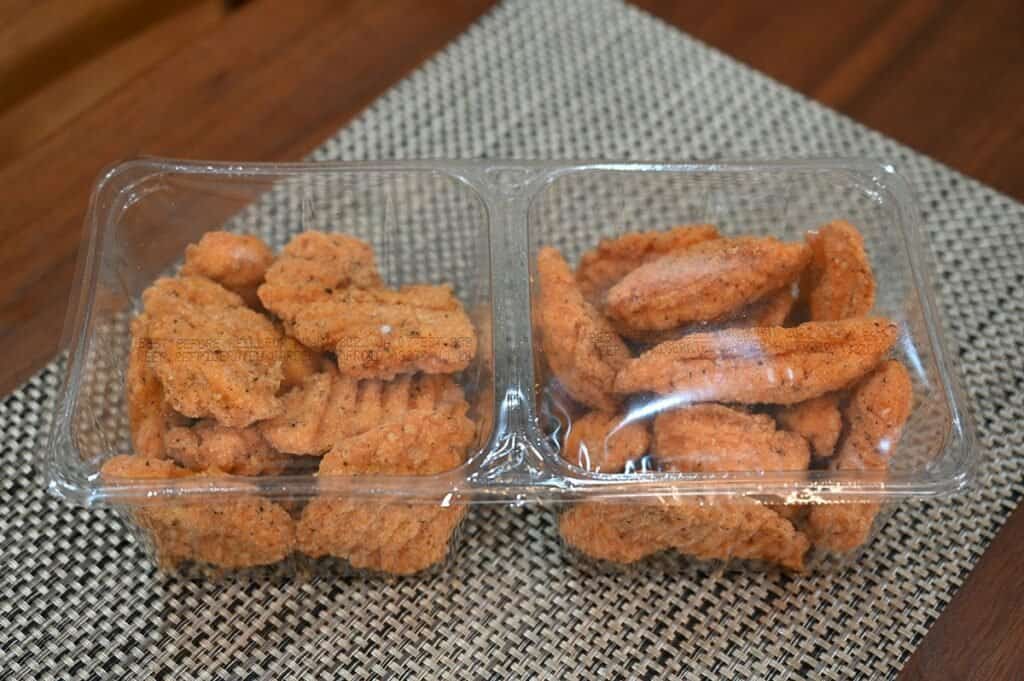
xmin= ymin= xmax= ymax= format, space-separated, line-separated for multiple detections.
xmin=44 ymin=158 xmax=975 ymax=575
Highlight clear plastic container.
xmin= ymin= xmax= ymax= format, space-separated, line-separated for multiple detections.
xmin=45 ymin=158 xmax=975 ymax=577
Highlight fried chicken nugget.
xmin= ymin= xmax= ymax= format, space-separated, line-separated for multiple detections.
xmin=605 ymin=236 xmax=811 ymax=333
xmin=801 ymin=220 xmax=876 ymax=321
xmin=165 ymin=420 xmax=293 ymax=475
xmin=279 ymin=333 xmax=322 ymax=392
xmin=776 ymin=394 xmax=843 ymax=458
xmin=260 ymin=366 xmax=470 ymax=455
xmin=654 ymin=404 xmax=810 ymax=473
xmin=615 ymin=318 xmax=899 ymax=405
xmin=575 ymin=224 xmax=719 ymax=303
xmin=126 ymin=317 xmax=189 ymax=459
xmin=288 ymin=285 xmax=477 ymax=379
xmin=807 ymin=361 xmax=912 ymax=552
xmin=560 ymin=498 xmax=810 ymax=571
xmin=562 ymin=411 xmax=650 ymax=473
xmin=181 ymin=231 xmax=274 ymax=307
xmin=537 ymin=247 xmax=631 ymax=411
xmin=135 ymin=276 xmax=284 ymax=427
xmin=297 ymin=411 xmax=474 ymax=574
xmin=257 ymin=231 xmax=383 ymax=316
xmin=101 ymin=454 xmax=295 ymax=569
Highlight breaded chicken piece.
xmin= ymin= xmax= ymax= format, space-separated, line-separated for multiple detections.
xmin=181 ymin=231 xmax=274 ymax=307
xmin=807 ymin=361 xmax=912 ymax=552
xmin=135 ymin=276 xmax=284 ymax=427
xmin=257 ymin=231 xmax=383 ymax=317
xmin=654 ymin=404 xmax=810 ymax=473
xmin=299 ymin=500 xmax=465 ymax=575
xmin=728 ymin=287 xmax=797 ymax=328
xmin=297 ymin=411 xmax=473 ymax=574
xmin=165 ymin=420 xmax=293 ymax=476
xmin=126 ymin=318 xmax=189 ymax=459
xmin=562 ymin=410 xmax=650 ymax=473
xmin=260 ymin=367 xmax=470 ymax=455
xmin=801 ymin=220 xmax=876 ymax=321
xmin=560 ymin=498 xmax=810 ymax=571
xmin=776 ymin=394 xmax=843 ymax=458
xmin=575 ymin=225 xmax=719 ymax=303
xmin=101 ymin=454 xmax=295 ymax=569
xmin=615 ymin=318 xmax=898 ymax=404
xmin=281 ymin=285 xmax=477 ymax=379
xmin=537 ymin=247 xmax=631 ymax=411
xmin=612 ymin=286 xmax=798 ymax=345
xmin=605 ymin=236 xmax=811 ymax=333
xmin=279 ymin=334 xmax=322 ymax=392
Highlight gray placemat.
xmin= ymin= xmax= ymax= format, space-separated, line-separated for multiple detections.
xmin=3 ymin=1 xmax=1021 ymax=679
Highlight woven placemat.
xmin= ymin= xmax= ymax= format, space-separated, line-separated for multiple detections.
xmin=3 ymin=1 xmax=1021 ymax=678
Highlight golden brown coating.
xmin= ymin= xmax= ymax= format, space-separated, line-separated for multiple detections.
xmin=319 ymin=409 xmax=475 ymax=476
xmin=287 ymin=285 xmax=477 ymax=379
xmin=559 ymin=498 xmax=810 ymax=571
xmin=298 ymin=500 xmax=465 ymax=575
xmin=181 ymin=231 xmax=274 ymax=307
xmin=101 ymin=455 xmax=295 ymax=569
xmin=807 ymin=361 xmax=912 ymax=552
xmin=257 ymin=231 xmax=383 ymax=317
xmin=614 ymin=318 xmax=899 ymax=404
xmin=296 ymin=411 xmax=473 ymax=575
xmin=605 ymin=237 xmax=811 ymax=333
xmin=126 ymin=318 xmax=189 ymax=459
xmin=562 ymin=411 xmax=650 ymax=473
xmin=279 ymin=334 xmax=322 ymax=392
xmin=801 ymin=220 xmax=876 ymax=321
xmin=536 ymin=247 xmax=632 ymax=411
xmin=259 ymin=232 xmax=469 ymax=380
xmin=727 ymin=287 xmax=797 ymax=329
xmin=135 ymin=276 xmax=284 ymax=427
xmin=654 ymin=404 xmax=810 ymax=473
xmin=575 ymin=224 xmax=719 ymax=303
xmin=776 ymin=394 xmax=843 ymax=458
xmin=260 ymin=367 xmax=470 ymax=455
xmin=164 ymin=421 xmax=293 ymax=476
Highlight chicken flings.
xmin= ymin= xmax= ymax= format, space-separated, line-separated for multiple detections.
xmin=136 ymin=276 xmax=284 ymax=427
xmin=257 ymin=232 xmax=470 ymax=380
xmin=319 ymin=409 xmax=475 ymax=476
xmin=298 ymin=500 xmax=465 ymax=575
xmin=614 ymin=318 xmax=898 ymax=404
xmin=260 ymin=367 xmax=470 ymax=455
xmin=559 ymin=498 xmax=810 ymax=571
xmin=165 ymin=420 xmax=293 ymax=476
xmin=776 ymin=394 xmax=842 ymax=458
xmin=562 ymin=410 xmax=650 ymax=473
xmin=654 ymin=404 xmax=810 ymax=473
xmin=101 ymin=455 xmax=295 ymax=569
xmin=296 ymin=410 xmax=474 ymax=574
xmin=801 ymin=220 xmax=876 ymax=321
xmin=605 ymin=236 xmax=810 ymax=333
xmin=257 ymin=231 xmax=383 ymax=317
xmin=284 ymin=285 xmax=477 ymax=379
xmin=126 ymin=317 xmax=189 ymax=459
xmin=575 ymin=224 xmax=719 ymax=303
xmin=536 ymin=247 xmax=631 ymax=411
xmin=181 ymin=231 xmax=274 ymax=307
xmin=807 ymin=361 xmax=912 ymax=552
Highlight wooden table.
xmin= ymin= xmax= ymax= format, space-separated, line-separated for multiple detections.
xmin=2 ymin=1 xmax=1021 ymax=677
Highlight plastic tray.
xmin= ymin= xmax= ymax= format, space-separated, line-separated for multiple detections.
xmin=44 ymin=158 xmax=975 ymax=576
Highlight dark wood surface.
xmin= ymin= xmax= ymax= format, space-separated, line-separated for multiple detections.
xmin=2 ymin=1 xmax=1022 ymax=678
